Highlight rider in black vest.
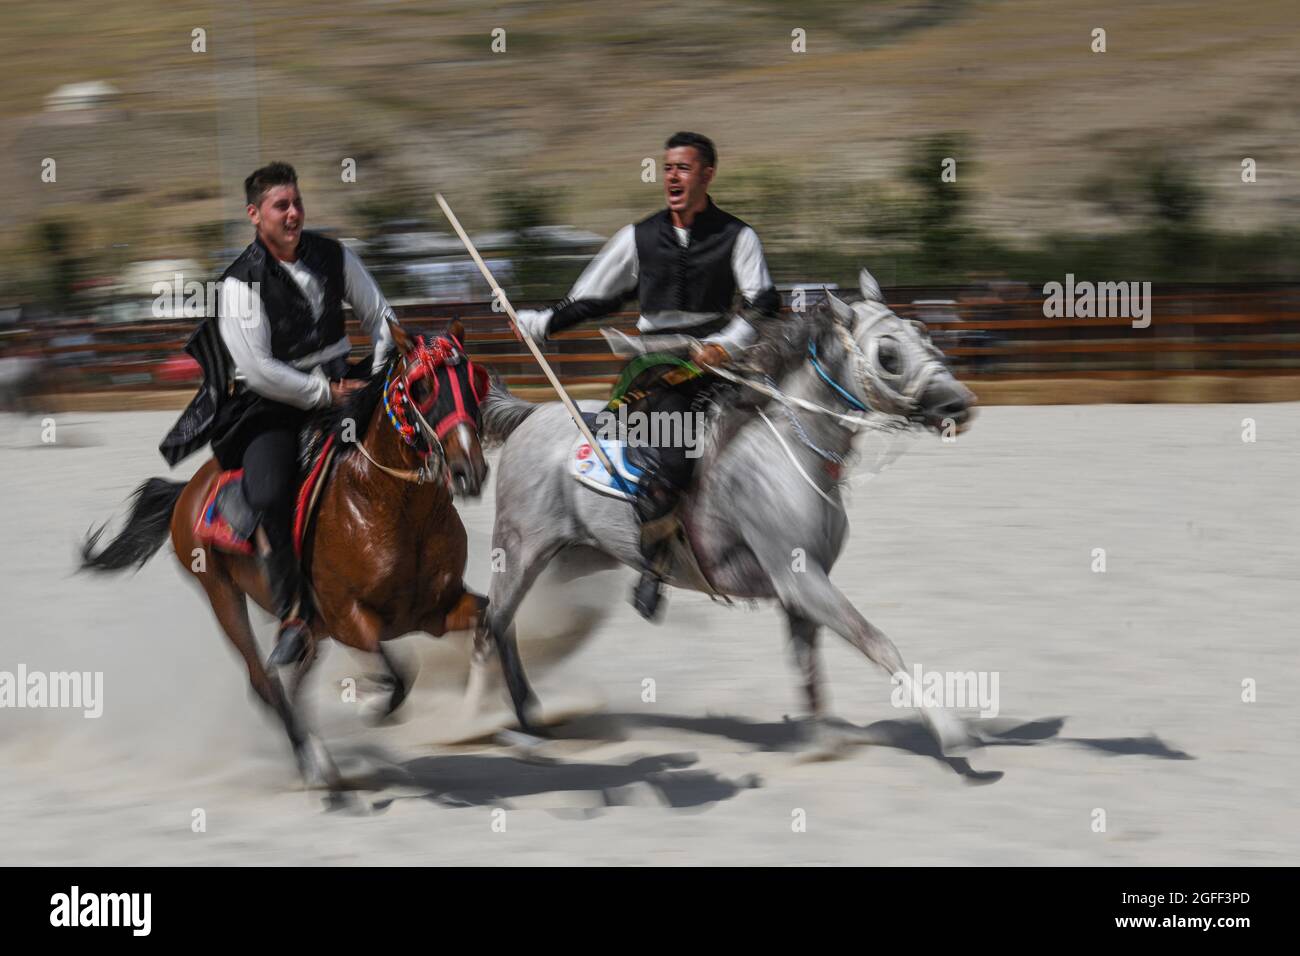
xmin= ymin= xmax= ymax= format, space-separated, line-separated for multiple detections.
xmin=159 ymin=161 xmax=397 ymax=666
xmin=514 ymin=132 xmax=780 ymax=620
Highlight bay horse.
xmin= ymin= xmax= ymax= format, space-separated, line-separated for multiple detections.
xmin=81 ymin=320 xmax=491 ymax=787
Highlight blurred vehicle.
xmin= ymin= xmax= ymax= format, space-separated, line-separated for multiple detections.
xmin=400 ymin=258 xmax=515 ymax=302
xmin=118 ymin=259 xmax=209 ymax=323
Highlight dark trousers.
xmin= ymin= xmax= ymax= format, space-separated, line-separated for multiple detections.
xmin=632 ymin=372 xmax=724 ymax=528
xmin=240 ymin=427 xmax=301 ymax=552
xmin=641 ymin=374 xmax=715 ymax=491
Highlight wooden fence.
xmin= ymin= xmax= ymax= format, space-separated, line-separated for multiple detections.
xmin=6 ymin=285 xmax=1300 ymax=403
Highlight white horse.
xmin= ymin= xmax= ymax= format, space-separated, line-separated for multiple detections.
xmin=474 ymin=269 xmax=978 ymax=755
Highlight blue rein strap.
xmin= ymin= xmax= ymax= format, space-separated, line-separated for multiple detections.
xmin=808 ymin=340 xmax=868 ymax=412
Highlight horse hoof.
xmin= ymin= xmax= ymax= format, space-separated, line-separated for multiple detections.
xmin=357 ymin=674 xmax=402 ymax=725
xmin=496 ymin=728 xmax=548 ymax=750
xmin=926 ymin=709 xmax=978 ymax=757
xmin=795 ymin=720 xmax=854 ymax=762
xmin=938 ymin=726 xmax=979 ymax=756
xmin=295 ymin=736 xmax=339 ymax=790
xmin=518 ymin=720 xmax=551 ymax=740
xmin=267 ymin=620 xmax=311 ymax=669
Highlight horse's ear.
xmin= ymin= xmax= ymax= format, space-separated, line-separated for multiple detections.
xmin=825 ymin=287 xmax=855 ymax=326
xmin=447 ymin=318 xmax=466 ymax=346
xmin=858 ymin=268 xmax=884 ymax=304
xmin=388 ymin=317 xmax=414 ymax=356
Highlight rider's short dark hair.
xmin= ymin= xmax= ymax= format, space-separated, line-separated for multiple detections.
xmin=665 ymin=132 xmax=716 ymax=169
xmin=245 ymin=162 xmax=298 ymax=207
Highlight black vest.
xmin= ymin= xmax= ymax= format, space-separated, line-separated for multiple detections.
xmin=221 ymin=231 xmax=346 ymax=363
xmin=633 ymin=198 xmax=747 ymax=314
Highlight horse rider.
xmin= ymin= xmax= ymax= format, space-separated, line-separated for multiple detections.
xmin=513 ymin=131 xmax=781 ymax=621
xmin=159 ymin=161 xmax=399 ymax=666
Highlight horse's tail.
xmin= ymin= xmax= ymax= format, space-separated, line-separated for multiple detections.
xmin=480 ymin=376 xmax=540 ymax=446
xmin=80 ymin=477 xmax=186 ymax=573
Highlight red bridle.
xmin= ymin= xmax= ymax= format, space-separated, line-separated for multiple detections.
xmin=384 ymin=334 xmax=488 ymax=452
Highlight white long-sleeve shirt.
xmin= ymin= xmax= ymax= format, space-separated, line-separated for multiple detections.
xmin=218 ymin=245 xmax=396 ymax=410
xmin=542 ymin=220 xmax=775 ymax=355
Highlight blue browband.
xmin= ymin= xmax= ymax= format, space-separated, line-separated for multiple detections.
xmin=808 ymin=340 xmax=869 ymax=412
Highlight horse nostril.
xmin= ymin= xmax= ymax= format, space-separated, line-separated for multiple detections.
xmin=938 ymin=398 xmax=968 ymax=416
xmin=923 ymin=379 xmax=973 ymax=418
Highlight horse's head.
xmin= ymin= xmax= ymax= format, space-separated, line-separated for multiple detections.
xmin=821 ymin=269 xmax=976 ymax=434
xmin=385 ymin=318 xmax=491 ymax=497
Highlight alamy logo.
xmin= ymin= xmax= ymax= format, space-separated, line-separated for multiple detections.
xmin=50 ymin=886 xmax=151 ymax=936
xmin=1042 ymin=273 xmax=1151 ymax=328
xmin=153 ymin=273 xmax=262 ymax=326
xmin=0 ymin=665 xmax=103 ymax=718
xmin=890 ymin=665 xmax=1000 ymax=717
xmin=594 ymin=406 xmax=708 ymax=458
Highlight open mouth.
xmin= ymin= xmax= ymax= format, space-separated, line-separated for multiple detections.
xmin=667 ymin=186 xmax=685 ymax=202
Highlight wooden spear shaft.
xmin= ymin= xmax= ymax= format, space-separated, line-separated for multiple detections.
xmin=435 ymin=192 xmax=618 ymax=477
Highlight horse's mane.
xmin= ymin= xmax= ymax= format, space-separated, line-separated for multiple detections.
xmin=300 ymin=351 xmax=400 ymax=468
xmin=737 ymin=301 xmax=838 ymax=382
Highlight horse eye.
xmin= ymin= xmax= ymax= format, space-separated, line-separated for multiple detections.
xmin=878 ymin=339 xmax=901 ymax=374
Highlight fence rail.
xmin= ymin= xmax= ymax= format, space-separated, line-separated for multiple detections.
xmin=5 ymin=285 xmax=1300 ymax=395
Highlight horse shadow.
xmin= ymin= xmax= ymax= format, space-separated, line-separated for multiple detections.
xmin=542 ymin=712 xmax=1193 ymax=784
xmin=319 ymin=712 xmax=1192 ymax=810
xmin=327 ymin=745 xmax=762 ymax=815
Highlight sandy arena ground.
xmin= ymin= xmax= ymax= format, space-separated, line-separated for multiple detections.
xmin=0 ymin=404 xmax=1296 ymax=865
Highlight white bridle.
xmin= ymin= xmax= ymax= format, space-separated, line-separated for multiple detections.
xmin=839 ymin=299 xmax=949 ymax=422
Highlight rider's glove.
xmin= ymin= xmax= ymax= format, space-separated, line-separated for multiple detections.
xmin=513 ymin=308 xmax=553 ymax=342
xmin=690 ymin=341 xmax=732 ymax=369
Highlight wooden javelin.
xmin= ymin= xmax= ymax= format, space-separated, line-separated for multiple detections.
xmin=434 ymin=192 xmax=618 ymax=477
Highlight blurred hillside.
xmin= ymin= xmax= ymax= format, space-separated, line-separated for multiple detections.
xmin=2 ymin=0 xmax=1298 ymax=297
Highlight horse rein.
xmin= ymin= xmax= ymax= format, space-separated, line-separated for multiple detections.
xmin=703 ymin=308 xmax=938 ymax=506
xmin=703 ymin=362 xmax=880 ymax=429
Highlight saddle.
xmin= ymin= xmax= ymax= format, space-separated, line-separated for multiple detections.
xmin=567 ymin=366 xmax=734 ymax=602
xmin=195 ymin=433 xmax=339 ymax=558
xmin=568 ymin=355 xmax=713 ymax=501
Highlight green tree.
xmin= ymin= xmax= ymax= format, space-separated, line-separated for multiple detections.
xmin=903 ymin=133 xmax=970 ymax=271
xmin=34 ymin=219 xmax=77 ymax=314
xmin=495 ymin=185 xmax=563 ymax=301
xmin=1144 ymin=157 xmax=1204 ymax=275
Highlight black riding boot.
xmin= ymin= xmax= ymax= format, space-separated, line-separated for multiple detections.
xmin=632 ymin=469 xmax=681 ymax=622
xmin=260 ymin=526 xmax=310 ymax=668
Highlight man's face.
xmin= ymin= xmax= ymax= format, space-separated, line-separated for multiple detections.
xmin=248 ymin=184 xmax=304 ymax=250
xmin=663 ymin=146 xmax=713 ymax=215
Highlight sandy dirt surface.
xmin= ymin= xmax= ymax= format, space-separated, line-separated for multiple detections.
xmin=0 ymin=404 xmax=1296 ymax=865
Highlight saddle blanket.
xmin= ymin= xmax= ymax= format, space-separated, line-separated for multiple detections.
xmin=569 ymin=430 xmax=644 ymax=501
xmin=196 ymin=434 xmax=337 ymax=557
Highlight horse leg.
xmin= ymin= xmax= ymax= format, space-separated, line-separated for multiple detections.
xmin=374 ymin=643 xmax=409 ymax=721
xmin=787 ymin=612 xmax=825 ymax=718
xmin=347 ymin=641 xmax=409 ymax=725
xmin=494 ymin=620 xmax=539 ymax=734
xmin=197 ymin=570 xmax=339 ymax=787
xmin=788 ymin=611 xmax=861 ymax=759
xmin=464 ymin=623 xmax=495 ymax=717
xmin=325 ymin=600 xmax=403 ymax=723
xmin=467 ymin=531 xmax=566 ymax=733
xmin=766 ymin=562 xmax=971 ymax=755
